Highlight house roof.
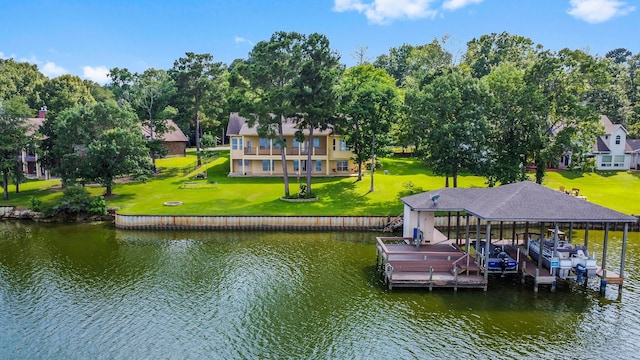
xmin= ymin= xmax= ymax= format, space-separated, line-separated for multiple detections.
xmin=594 ymin=136 xmax=610 ymax=152
xmin=401 ymin=181 xmax=636 ymax=223
xmin=227 ymin=112 xmax=335 ymax=137
xmin=627 ymin=139 xmax=640 ymax=153
xmin=142 ymin=119 xmax=188 ymax=142
xmin=601 ymin=115 xmax=627 ymax=135
xmin=25 ymin=117 xmax=46 ymax=137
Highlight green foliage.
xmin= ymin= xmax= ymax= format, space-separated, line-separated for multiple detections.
xmin=397 ymin=181 xmax=425 ymax=197
xmin=44 ymin=186 xmax=107 ymax=219
xmin=47 ymin=101 xmax=150 ymax=195
xmin=0 ymin=97 xmax=32 ymax=200
xmin=169 ymin=52 xmax=227 ymax=166
xmin=337 ymin=63 xmax=400 ymax=191
xmin=243 ymin=31 xmax=308 ymax=198
xmin=29 ymin=196 xmax=42 ymax=212
xmin=409 ymin=68 xmax=490 ymax=188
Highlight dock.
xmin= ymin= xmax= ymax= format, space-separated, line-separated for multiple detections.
xmin=376 ymin=237 xmax=624 ymax=293
xmin=376 ymin=237 xmax=486 ymax=290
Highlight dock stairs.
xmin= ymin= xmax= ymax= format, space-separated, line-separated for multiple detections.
xmin=383 ymin=214 xmax=403 ymax=232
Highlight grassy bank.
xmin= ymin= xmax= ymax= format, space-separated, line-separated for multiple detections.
xmin=3 ymin=150 xmax=639 ymax=216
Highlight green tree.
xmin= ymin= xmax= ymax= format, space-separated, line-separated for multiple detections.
xmin=170 ymin=52 xmax=226 ymax=166
xmin=411 ymin=68 xmax=490 ymax=188
xmin=38 ymin=74 xmax=96 ymax=120
xmin=292 ymin=33 xmax=343 ymax=196
xmin=374 ymin=37 xmax=452 ymax=87
xmin=244 ymin=31 xmax=306 ymax=198
xmin=0 ymin=97 xmax=32 ymax=200
xmin=85 ymin=127 xmax=151 ymax=196
xmin=106 ymin=67 xmax=134 ymax=104
xmin=130 ymin=68 xmax=177 ymax=171
xmin=0 ymin=58 xmax=46 ymax=109
xmin=481 ymin=64 xmax=545 ymax=185
xmin=525 ymin=49 xmax=605 ymax=182
xmin=49 ymin=101 xmax=148 ymax=192
xmin=338 ymin=64 xmax=400 ymax=190
xmin=222 ymin=59 xmax=251 ymax=144
xmin=463 ymin=31 xmax=539 ymax=78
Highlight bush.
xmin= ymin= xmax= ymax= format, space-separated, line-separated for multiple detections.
xmin=29 ymin=197 xmax=42 ymax=212
xmin=43 ymin=186 xmax=107 ymax=220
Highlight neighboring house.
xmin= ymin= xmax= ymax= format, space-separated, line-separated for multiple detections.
xmin=226 ymin=113 xmax=356 ymax=176
xmin=592 ymin=115 xmax=637 ymax=170
xmin=142 ymin=119 xmax=189 ymax=157
xmin=627 ymin=139 xmax=640 ymax=170
xmin=21 ymin=107 xmax=50 ymax=179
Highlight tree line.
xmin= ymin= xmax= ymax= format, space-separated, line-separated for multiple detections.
xmin=1 ymin=31 xmax=638 ymax=200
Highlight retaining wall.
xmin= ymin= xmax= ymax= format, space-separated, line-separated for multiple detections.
xmin=115 ymin=213 xmax=390 ymax=230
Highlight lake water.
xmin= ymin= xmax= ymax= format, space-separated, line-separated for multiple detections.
xmin=0 ymin=221 xmax=638 ymax=359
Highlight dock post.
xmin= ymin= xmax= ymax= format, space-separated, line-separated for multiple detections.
xmin=600 ymin=223 xmax=610 ymax=295
xmin=454 ymin=270 xmax=458 ymax=292
xmin=429 ymin=267 xmax=433 ymax=292
xmin=619 ymin=223 xmax=628 ymax=296
xmin=520 ymin=259 xmax=526 ymax=284
xmin=551 ymin=279 xmax=556 ymax=293
xmin=534 ymin=268 xmax=539 ymax=292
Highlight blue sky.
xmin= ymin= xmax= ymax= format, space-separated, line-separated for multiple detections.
xmin=1 ymin=0 xmax=637 ymax=84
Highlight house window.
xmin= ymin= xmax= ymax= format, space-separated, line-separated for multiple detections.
xmin=262 ymin=160 xmax=272 ymax=171
xmin=601 ymin=155 xmax=612 ymax=167
xmin=293 ymin=160 xmax=299 ymax=172
xmin=293 ymin=139 xmax=300 ymax=149
xmin=614 ymin=155 xmax=625 ymax=167
xmin=336 ymin=160 xmax=348 ymax=171
xmin=315 ymin=160 xmax=322 ymax=172
xmin=339 ymin=139 xmax=349 ymax=151
xmin=313 ymin=138 xmax=320 ymax=149
xmin=259 ymin=138 xmax=271 ymax=150
xmin=301 ymin=160 xmax=308 ymax=172
xmin=231 ymin=138 xmax=243 ymax=150
xmin=615 ymin=135 xmax=621 ymax=145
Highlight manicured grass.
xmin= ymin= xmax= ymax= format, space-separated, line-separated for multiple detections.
xmin=2 ymin=150 xmax=639 ymax=216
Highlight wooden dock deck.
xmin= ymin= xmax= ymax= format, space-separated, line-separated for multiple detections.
xmin=376 ymin=237 xmax=486 ymax=291
xmin=377 ymin=237 xmax=625 ymax=293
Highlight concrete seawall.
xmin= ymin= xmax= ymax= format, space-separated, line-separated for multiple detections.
xmin=115 ymin=213 xmax=391 ymax=230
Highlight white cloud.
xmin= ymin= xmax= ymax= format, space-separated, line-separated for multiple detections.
xmin=442 ymin=0 xmax=483 ymax=11
xmin=82 ymin=65 xmax=110 ymax=84
xmin=234 ymin=36 xmax=254 ymax=46
xmin=333 ymin=0 xmax=438 ymax=24
xmin=41 ymin=62 xmax=67 ymax=78
xmin=567 ymin=0 xmax=635 ymax=23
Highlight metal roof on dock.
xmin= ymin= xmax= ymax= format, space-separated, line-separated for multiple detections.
xmin=401 ymin=181 xmax=636 ymax=223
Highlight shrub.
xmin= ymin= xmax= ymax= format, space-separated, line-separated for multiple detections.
xmin=44 ymin=186 xmax=107 ymax=220
xmin=29 ymin=197 xmax=42 ymax=212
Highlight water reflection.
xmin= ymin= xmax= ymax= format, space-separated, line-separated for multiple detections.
xmin=0 ymin=222 xmax=638 ymax=359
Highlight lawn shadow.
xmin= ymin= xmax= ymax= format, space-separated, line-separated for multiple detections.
xmin=553 ymin=170 xmax=587 ymax=180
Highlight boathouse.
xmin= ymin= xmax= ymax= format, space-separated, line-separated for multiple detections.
xmin=377 ymin=181 xmax=636 ymax=294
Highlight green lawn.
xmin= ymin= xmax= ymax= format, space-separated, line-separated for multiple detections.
xmin=3 ymin=150 xmax=639 ymax=216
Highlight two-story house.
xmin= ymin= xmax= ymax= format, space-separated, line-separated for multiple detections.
xmin=593 ymin=115 xmax=638 ymax=170
xmin=226 ymin=113 xmax=356 ymax=177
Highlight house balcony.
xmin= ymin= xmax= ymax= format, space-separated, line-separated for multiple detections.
xmin=243 ymin=147 xmax=327 ymax=157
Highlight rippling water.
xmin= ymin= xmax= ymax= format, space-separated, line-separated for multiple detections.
xmin=0 ymin=221 xmax=638 ymax=359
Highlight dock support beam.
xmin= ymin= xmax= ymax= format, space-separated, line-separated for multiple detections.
xmin=619 ymin=223 xmax=628 ymax=296
xmin=484 ymin=221 xmax=492 ymax=284
xmin=600 ymin=223 xmax=609 ymax=295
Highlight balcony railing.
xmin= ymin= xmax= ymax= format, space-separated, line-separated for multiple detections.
xmin=244 ymin=147 xmax=327 ymax=156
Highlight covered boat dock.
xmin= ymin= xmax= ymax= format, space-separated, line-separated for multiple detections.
xmin=378 ymin=181 xmax=637 ymax=295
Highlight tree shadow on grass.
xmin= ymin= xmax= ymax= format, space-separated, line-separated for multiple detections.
xmin=553 ymin=170 xmax=587 ymax=180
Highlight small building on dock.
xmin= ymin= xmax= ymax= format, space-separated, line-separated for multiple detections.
xmin=378 ymin=181 xmax=636 ymax=295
